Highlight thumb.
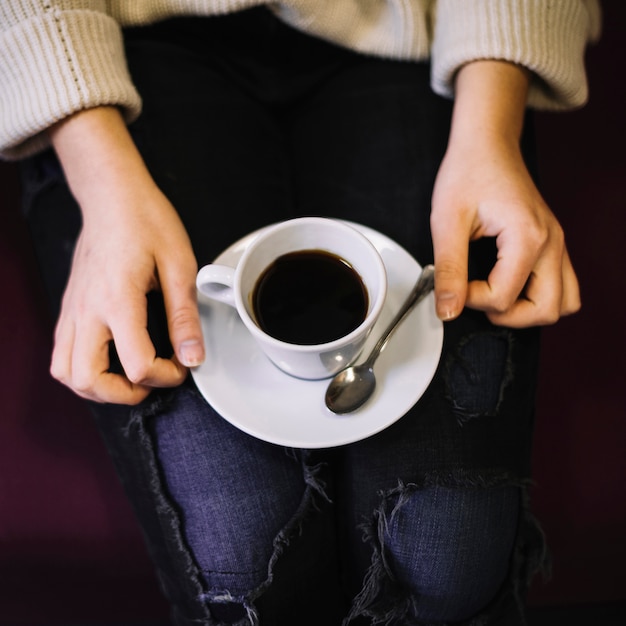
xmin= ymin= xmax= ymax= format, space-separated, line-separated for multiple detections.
xmin=161 ymin=266 xmax=205 ymax=368
xmin=431 ymin=217 xmax=470 ymax=322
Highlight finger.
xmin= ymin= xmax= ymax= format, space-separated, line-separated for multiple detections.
xmin=484 ymin=246 xmax=566 ymax=327
xmin=560 ymin=247 xmax=582 ymax=316
xmin=50 ymin=314 xmax=76 ymax=386
xmin=466 ymin=228 xmax=537 ymax=314
xmin=71 ymin=320 xmax=152 ymax=404
xmin=485 ymin=270 xmax=561 ymax=328
xmin=159 ymin=256 xmax=205 ymax=367
xmin=109 ymin=296 xmax=188 ymax=389
xmin=431 ymin=211 xmax=471 ymax=321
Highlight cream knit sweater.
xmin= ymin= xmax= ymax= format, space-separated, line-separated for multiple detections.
xmin=0 ymin=0 xmax=601 ymax=160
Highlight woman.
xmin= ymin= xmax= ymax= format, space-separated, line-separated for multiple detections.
xmin=1 ymin=2 xmax=600 ymax=624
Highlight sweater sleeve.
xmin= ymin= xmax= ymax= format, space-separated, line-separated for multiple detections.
xmin=0 ymin=1 xmax=141 ymax=160
xmin=430 ymin=0 xmax=602 ymax=110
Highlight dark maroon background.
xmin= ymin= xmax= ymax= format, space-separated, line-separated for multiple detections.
xmin=1 ymin=3 xmax=624 ymax=622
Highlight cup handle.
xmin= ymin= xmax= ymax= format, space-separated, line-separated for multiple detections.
xmin=196 ymin=264 xmax=237 ymax=307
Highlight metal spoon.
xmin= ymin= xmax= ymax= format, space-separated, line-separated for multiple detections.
xmin=325 ymin=264 xmax=435 ymax=414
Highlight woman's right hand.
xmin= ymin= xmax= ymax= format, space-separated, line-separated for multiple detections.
xmin=48 ymin=107 xmax=204 ymax=405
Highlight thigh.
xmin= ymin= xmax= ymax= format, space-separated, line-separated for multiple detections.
xmin=290 ymin=53 xmax=543 ymax=623
xmin=86 ymin=384 xmax=344 ymax=626
xmin=147 ymin=386 xmax=344 ymax=625
xmin=149 ymin=390 xmax=306 ymax=590
xmin=21 ymin=16 xmax=342 ymax=624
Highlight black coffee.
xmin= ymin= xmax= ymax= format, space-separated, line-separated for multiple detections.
xmin=252 ymin=250 xmax=369 ymax=345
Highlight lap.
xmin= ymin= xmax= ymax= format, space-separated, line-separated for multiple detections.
xmin=21 ymin=11 xmax=541 ymax=624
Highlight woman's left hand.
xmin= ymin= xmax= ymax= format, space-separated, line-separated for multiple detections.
xmin=430 ymin=60 xmax=581 ymax=328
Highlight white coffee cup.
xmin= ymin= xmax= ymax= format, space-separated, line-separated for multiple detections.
xmin=196 ymin=217 xmax=387 ymax=379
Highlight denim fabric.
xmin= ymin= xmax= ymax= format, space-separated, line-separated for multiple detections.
xmin=144 ymin=385 xmax=523 ymax=626
xmin=346 ymin=483 xmax=520 ymax=623
xmin=20 ymin=8 xmax=546 ymax=625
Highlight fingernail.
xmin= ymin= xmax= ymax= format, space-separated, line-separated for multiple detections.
xmin=179 ymin=340 xmax=204 ymax=367
xmin=436 ymin=292 xmax=459 ymax=321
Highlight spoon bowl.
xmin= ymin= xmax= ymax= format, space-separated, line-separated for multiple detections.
xmin=325 ymin=265 xmax=435 ymax=414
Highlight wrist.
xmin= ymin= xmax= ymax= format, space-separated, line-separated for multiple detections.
xmin=449 ymin=60 xmax=530 ymax=150
xmin=49 ymin=106 xmax=155 ymax=211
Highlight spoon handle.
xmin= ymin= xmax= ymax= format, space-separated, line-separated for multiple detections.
xmin=363 ymin=264 xmax=435 ymax=368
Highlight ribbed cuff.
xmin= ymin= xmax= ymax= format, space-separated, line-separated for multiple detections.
xmin=0 ymin=10 xmax=141 ymax=160
xmin=430 ymin=0 xmax=601 ymax=111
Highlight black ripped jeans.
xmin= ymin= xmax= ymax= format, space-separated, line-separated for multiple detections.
xmin=21 ymin=9 xmax=545 ymax=626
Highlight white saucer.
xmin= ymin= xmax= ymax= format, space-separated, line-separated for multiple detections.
xmin=191 ymin=222 xmax=443 ymax=449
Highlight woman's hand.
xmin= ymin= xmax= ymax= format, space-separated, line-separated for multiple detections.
xmin=431 ymin=60 xmax=581 ymax=328
xmin=48 ymin=107 xmax=204 ymax=404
